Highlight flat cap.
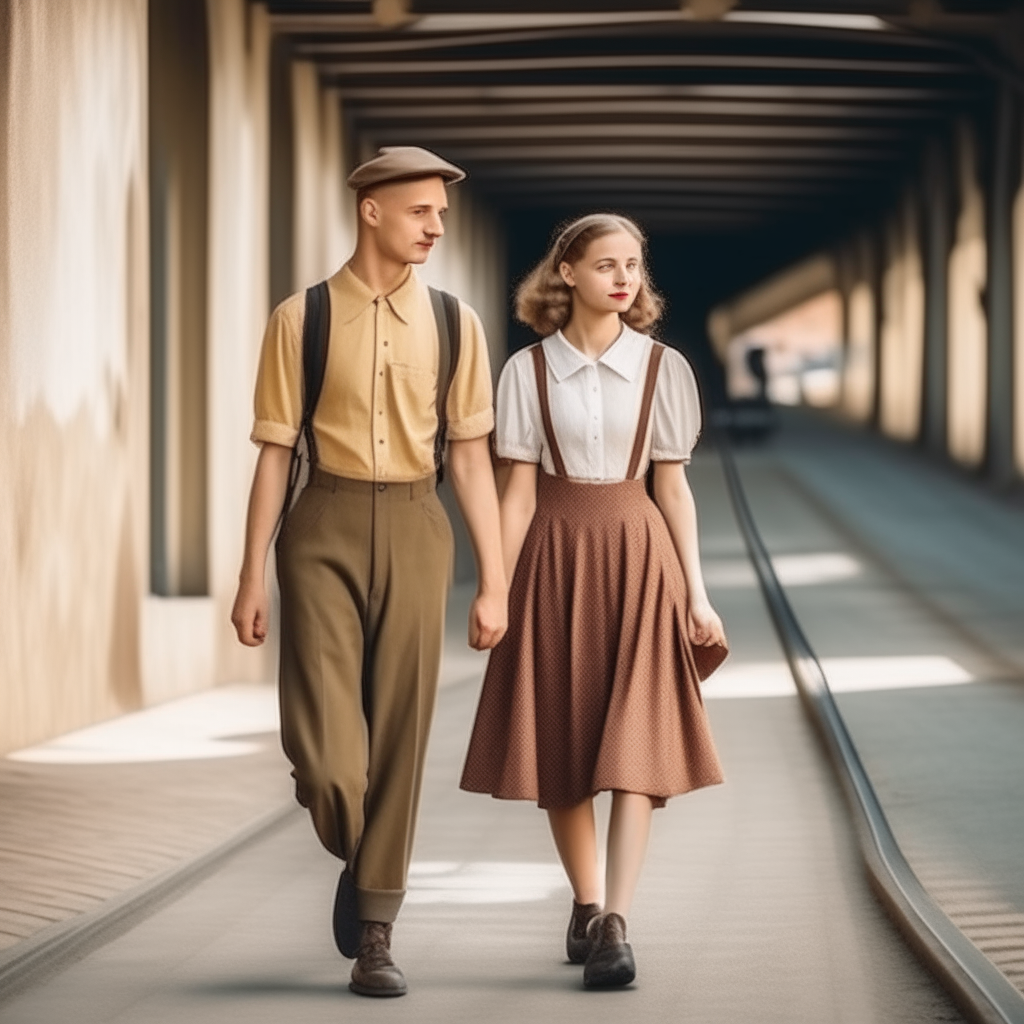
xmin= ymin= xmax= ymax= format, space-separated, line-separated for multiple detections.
xmin=346 ymin=146 xmax=467 ymax=190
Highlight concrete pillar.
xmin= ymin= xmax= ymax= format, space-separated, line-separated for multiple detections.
xmin=878 ymin=189 xmax=925 ymax=442
xmin=148 ymin=0 xmax=210 ymax=596
xmin=947 ymin=118 xmax=988 ymax=469
xmin=985 ymin=83 xmax=1019 ymax=486
xmin=205 ymin=0 xmax=273 ymax=686
xmin=268 ymin=34 xmax=294 ymax=309
xmin=1013 ymin=106 xmax=1024 ymax=477
xmin=920 ymin=134 xmax=952 ymax=457
xmin=840 ymin=233 xmax=878 ymax=424
xmin=291 ymin=61 xmax=354 ymax=289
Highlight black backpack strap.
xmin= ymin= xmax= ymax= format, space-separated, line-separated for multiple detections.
xmin=428 ymin=287 xmax=461 ymax=484
xmin=280 ymin=280 xmax=330 ymax=526
xmin=301 ymin=280 xmax=331 ymax=468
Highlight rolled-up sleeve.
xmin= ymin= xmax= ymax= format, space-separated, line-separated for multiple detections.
xmin=446 ymin=303 xmax=495 ymax=441
xmin=650 ymin=348 xmax=702 ymax=464
xmin=494 ymin=352 xmax=542 ymax=463
xmin=250 ymin=295 xmax=303 ymax=449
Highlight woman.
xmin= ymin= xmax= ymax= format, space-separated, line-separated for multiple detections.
xmin=460 ymin=213 xmax=727 ymax=989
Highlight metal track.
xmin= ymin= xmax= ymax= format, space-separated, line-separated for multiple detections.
xmin=718 ymin=441 xmax=1024 ymax=1024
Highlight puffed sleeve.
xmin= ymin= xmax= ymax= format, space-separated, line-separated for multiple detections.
xmin=494 ymin=351 xmax=542 ymax=463
xmin=650 ymin=347 xmax=702 ymax=463
xmin=250 ymin=293 xmax=304 ymax=449
xmin=446 ymin=301 xmax=495 ymax=440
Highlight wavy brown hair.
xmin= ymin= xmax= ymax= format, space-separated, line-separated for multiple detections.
xmin=514 ymin=213 xmax=664 ymax=337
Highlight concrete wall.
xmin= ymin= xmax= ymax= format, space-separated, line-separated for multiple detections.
xmin=0 ymin=0 xmax=150 ymax=751
xmin=0 ymin=6 xmax=509 ymax=751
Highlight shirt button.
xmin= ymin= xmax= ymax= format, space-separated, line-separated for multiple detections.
xmin=377 ymin=483 xmax=386 ymax=492
xmin=383 ymin=341 xmax=389 ymax=347
xmin=593 ymin=387 xmax=597 ymax=393
xmin=378 ymin=439 xmax=384 ymax=445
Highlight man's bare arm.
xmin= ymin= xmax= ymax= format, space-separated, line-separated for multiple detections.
xmin=231 ymin=443 xmax=292 ymax=647
xmin=447 ymin=436 xmax=508 ymax=651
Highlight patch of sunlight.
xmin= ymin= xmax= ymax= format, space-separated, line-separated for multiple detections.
xmin=703 ymin=655 xmax=974 ymax=700
xmin=822 ymin=656 xmax=973 ymax=693
xmin=406 ymin=861 xmax=567 ymax=904
xmin=8 ymin=684 xmax=279 ymax=764
xmin=704 ymin=552 xmax=862 ymax=589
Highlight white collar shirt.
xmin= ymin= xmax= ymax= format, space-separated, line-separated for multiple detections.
xmin=495 ymin=325 xmax=702 ymax=482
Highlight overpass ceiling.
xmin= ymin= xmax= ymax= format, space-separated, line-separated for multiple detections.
xmin=267 ymin=2 xmax=1018 ymax=237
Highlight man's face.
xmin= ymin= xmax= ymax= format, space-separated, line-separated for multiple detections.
xmin=360 ymin=176 xmax=448 ymax=265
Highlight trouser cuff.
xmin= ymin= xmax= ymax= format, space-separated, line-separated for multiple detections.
xmin=356 ymin=885 xmax=405 ymax=924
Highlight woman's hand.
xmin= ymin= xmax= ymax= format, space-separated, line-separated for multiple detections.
xmin=687 ymin=598 xmax=726 ymax=648
xmin=468 ymin=587 xmax=508 ymax=651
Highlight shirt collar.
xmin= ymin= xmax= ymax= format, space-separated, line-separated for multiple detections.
xmin=543 ymin=324 xmax=647 ymax=383
xmin=330 ymin=263 xmax=417 ymax=325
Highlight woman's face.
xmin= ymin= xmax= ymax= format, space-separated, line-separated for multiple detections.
xmin=559 ymin=230 xmax=643 ymax=317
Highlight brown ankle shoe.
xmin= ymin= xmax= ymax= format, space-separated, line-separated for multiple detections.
xmin=583 ymin=913 xmax=636 ymax=988
xmin=349 ymin=922 xmax=407 ymax=998
xmin=566 ymin=901 xmax=602 ymax=963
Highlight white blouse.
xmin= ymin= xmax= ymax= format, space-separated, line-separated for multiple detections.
xmin=495 ymin=326 xmax=702 ymax=482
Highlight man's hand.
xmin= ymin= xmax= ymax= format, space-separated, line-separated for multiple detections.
xmin=231 ymin=576 xmax=270 ymax=647
xmin=468 ymin=588 xmax=508 ymax=651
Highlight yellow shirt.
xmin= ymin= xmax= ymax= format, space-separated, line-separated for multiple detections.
xmin=251 ymin=264 xmax=494 ymax=482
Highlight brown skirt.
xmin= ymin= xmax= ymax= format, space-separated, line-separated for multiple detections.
xmin=460 ymin=471 xmax=727 ymax=810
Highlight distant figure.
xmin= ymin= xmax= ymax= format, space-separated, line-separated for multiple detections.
xmin=746 ymin=344 xmax=769 ymax=403
xmin=460 ymin=213 xmax=728 ymax=989
xmin=231 ymin=147 xmax=507 ymax=998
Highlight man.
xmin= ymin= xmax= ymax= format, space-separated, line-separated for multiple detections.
xmin=231 ymin=147 xmax=507 ymax=997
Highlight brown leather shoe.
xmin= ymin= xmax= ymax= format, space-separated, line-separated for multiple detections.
xmin=583 ymin=913 xmax=636 ymax=988
xmin=349 ymin=922 xmax=408 ymax=998
xmin=566 ymin=900 xmax=602 ymax=963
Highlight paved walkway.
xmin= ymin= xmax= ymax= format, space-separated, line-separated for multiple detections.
xmin=0 ymin=452 xmax=965 ymax=1022
xmin=0 ymin=595 xmax=486 ymax=956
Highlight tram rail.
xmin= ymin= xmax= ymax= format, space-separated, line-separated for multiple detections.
xmin=719 ymin=440 xmax=1024 ymax=1024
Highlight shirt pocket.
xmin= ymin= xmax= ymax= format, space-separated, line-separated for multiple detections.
xmin=387 ymin=362 xmax=438 ymax=454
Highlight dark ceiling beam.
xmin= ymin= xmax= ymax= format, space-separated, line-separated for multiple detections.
xmin=468 ymin=174 xmax=858 ymax=194
xmin=332 ymin=83 xmax=972 ymax=101
xmin=346 ymin=99 xmax=955 ymax=123
xmin=350 ymin=122 xmax=909 ymax=142
xmin=465 ymin=160 xmax=900 ymax=180
xmin=286 ymin=16 xmax=972 ymax=58
xmin=317 ymin=53 xmax=968 ymax=76
xmin=368 ymin=142 xmax=904 ymax=162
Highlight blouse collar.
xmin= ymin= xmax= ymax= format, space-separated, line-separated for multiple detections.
xmin=543 ymin=324 xmax=649 ymax=383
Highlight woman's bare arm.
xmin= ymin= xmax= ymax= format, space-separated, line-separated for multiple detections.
xmin=230 ymin=443 xmax=292 ymax=647
xmin=499 ymin=461 xmax=538 ymax=585
xmin=651 ymin=460 xmax=726 ymax=648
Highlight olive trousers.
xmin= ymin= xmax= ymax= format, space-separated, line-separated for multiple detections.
xmin=275 ymin=468 xmax=453 ymax=924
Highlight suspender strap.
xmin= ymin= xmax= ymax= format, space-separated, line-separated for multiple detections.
xmin=531 ymin=343 xmax=568 ymax=478
xmin=625 ymin=343 xmax=665 ymax=480
xmin=429 ymin=286 xmax=461 ymax=484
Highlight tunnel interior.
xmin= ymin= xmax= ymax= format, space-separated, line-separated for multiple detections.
xmin=267 ymin=1 xmax=1016 ymax=410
